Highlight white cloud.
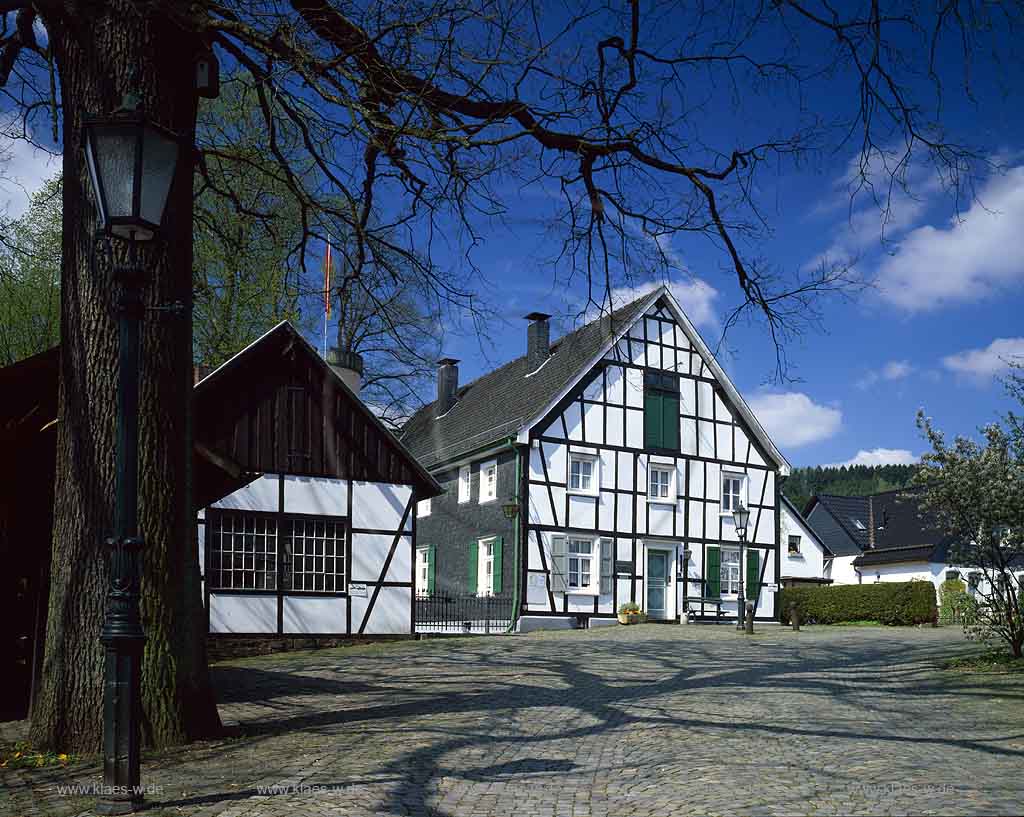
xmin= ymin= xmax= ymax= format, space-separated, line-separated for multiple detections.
xmin=874 ymin=166 xmax=1024 ymax=310
xmin=745 ymin=392 xmax=842 ymax=448
xmin=942 ymin=337 xmax=1024 ymax=381
xmin=604 ymin=278 xmax=719 ymax=329
xmin=826 ymin=448 xmax=919 ymax=468
xmin=1 ymin=120 xmax=60 ymax=218
xmin=856 ymin=359 xmax=914 ymax=389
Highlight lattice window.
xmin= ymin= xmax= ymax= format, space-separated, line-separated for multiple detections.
xmin=206 ymin=512 xmax=278 ymax=590
xmin=282 ymin=517 xmax=346 ymax=592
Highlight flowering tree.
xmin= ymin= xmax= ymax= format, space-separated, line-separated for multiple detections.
xmin=915 ymin=413 xmax=1024 ymax=657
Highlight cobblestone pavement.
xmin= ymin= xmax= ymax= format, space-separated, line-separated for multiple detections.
xmin=3 ymin=625 xmax=1024 ymax=817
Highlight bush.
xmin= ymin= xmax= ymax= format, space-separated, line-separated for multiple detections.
xmin=938 ymin=578 xmax=970 ymax=625
xmin=778 ymin=581 xmax=937 ymax=626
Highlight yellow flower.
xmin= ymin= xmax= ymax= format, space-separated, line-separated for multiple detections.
xmin=57 ymin=754 xmax=69 ymax=763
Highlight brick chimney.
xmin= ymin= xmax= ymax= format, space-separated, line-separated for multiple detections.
xmin=436 ymin=358 xmax=460 ymax=417
xmin=525 ymin=312 xmax=552 ymax=372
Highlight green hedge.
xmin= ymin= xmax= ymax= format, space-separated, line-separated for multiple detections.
xmin=778 ymin=581 xmax=937 ymax=626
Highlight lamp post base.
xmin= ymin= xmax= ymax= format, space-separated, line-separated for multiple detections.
xmin=95 ymin=795 xmax=144 ymax=816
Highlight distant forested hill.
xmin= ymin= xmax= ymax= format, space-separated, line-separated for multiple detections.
xmin=782 ymin=464 xmax=919 ymax=513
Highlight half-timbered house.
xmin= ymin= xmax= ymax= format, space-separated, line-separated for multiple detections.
xmin=402 ymin=286 xmax=792 ymax=630
xmin=196 ymin=321 xmax=441 ymax=637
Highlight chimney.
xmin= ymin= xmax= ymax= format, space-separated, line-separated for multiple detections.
xmin=436 ymin=357 xmax=460 ymax=417
xmin=193 ymin=364 xmax=213 ymax=385
xmin=326 ymin=347 xmax=364 ymax=396
xmin=525 ymin=312 xmax=552 ymax=372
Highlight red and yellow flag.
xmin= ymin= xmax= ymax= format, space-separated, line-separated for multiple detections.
xmin=323 ymin=242 xmax=333 ymax=317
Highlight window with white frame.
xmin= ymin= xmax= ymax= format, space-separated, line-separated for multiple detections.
xmin=281 ymin=517 xmax=347 ymax=592
xmin=720 ymin=547 xmax=741 ymax=595
xmin=721 ymin=472 xmax=746 ymax=514
xmin=568 ymin=453 xmax=598 ymax=495
xmin=415 ymin=547 xmax=431 ymax=596
xmin=478 ymin=537 xmax=496 ymax=596
xmin=567 ymin=537 xmax=599 ymax=592
xmin=648 ymin=464 xmax=675 ymax=503
xmin=479 ymin=459 xmax=497 ymax=503
xmin=458 ymin=464 xmax=471 ymax=503
xmin=788 ymin=535 xmax=802 ymax=555
xmin=418 ymin=498 xmax=431 ymax=517
xmin=206 ymin=512 xmax=278 ymax=590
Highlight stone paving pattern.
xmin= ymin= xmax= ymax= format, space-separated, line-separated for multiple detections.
xmin=2 ymin=625 xmax=1023 ymax=816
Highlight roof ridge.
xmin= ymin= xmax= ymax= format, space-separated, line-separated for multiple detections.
xmin=408 ymin=291 xmax=653 ymax=418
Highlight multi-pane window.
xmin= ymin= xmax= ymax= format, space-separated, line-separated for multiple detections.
xmin=478 ymin=538 xmax=496 ymax=596
xmin=720 ymin=548 xmax=741 ymax=595
xmin=567 ymin=538 xmax=596 ymax=591
xmin=648 ymin=466 xmax=673 ymax=501
xmin=568 ymin=454 xmax=597 ymax=494
xmin=721 ymin=473 xmax=745 ymax=513
xmin=418 ymin=498 xmax=431 ymax=517
xmin=480 ymin=460 xmax=497 ymax=503
xmin=282 ymin=517 xmax=346 ymax=592
xmin=788 ymin=535 xmax=802 ymax=555
xmin=416 ymin=547 xmax=431 ymax=596
xmin=206 ymin=513 xmax=277 ymax=590
xmin=207 ymin=511 xmax=350 ymax=593
xmin=458 ymin=465 xmax=471 ymax=503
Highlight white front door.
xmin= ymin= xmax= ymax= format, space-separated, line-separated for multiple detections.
xmin=645 ymin=546 xmax=675 ymax=620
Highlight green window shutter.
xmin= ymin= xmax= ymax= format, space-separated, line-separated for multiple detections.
xmin=427 ymin=545 xmax=436 ymax=594
xmin=467 ymin=541 xmax=478 ymax=594
xmin=706 ymin=546 xmax=721 ymax=598
xmin=662 ymin=394 xmax=679 ymax=451
xmin=644 ymin=390 xmax=663 ymax=448
xmin=550 ymin=535 xmax=567 ymax=593
xmin=492 ymin=536 xmax=503 ymax=594
xmin=746 ymin=549 xmax=759 ymax=601
xmin=599 ymin=538 xmax=613 ymax=595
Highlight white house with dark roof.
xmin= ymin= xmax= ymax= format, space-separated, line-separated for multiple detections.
xmin=779 ymin=494 xmax=832 ymax=587
xmin=402 ymin=286 xmax=793 ymax=630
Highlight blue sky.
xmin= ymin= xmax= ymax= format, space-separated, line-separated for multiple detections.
xmin=3 ymin=6 xmax=1023 ymax=470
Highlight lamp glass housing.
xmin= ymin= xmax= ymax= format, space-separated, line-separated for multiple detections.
xmin=83 ymin=112 xmax=180 ymax=241
xmin=732 ymin=503 xmax=750 ymax=538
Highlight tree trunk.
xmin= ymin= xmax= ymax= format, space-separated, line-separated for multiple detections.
xmin=30 ymin=2 xmax=221 ymax=752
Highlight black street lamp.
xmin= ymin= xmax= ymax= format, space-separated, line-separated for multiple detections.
xmin=731 ymin=503 xmax=750 ymax=633
xmin=84 ymin=96 xmax=182 ymax=816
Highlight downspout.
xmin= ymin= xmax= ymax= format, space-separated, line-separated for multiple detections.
xmin=506 ymin=434 xmax=523 ymax=633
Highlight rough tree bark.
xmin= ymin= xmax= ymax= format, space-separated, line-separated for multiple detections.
xmin=29 ymin=2 xmax=221 ymax=752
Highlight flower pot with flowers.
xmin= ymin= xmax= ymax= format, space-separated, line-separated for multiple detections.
xmin=617 ymin=602 xmax=646 ymax=625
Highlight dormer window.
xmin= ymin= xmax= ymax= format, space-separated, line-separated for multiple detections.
xmin=851 ymin=518 xmax=866 ymax=531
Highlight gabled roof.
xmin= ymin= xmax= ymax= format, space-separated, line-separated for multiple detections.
xmin=781 ymin=493 xmax=832 ymax=556
xmin=196 ymin=321 xmax=442 ymax=499
xmin=807 ymin=486 xmax=965 ymax=567
xmin=808 ymin=494 xmax=871 ymax=552
xmin=401 ymin=285 xmax=791 ymax=473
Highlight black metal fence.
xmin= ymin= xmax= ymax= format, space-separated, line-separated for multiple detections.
xmin=414 ymin=593 xmax=514 ymax=634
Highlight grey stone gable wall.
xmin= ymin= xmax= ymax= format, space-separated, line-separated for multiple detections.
xmin=417 ymin=449 xmax=517 ymax=597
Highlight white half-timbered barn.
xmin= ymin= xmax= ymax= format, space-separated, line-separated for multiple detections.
xmin=403 ymin=286 xmax=792 ymax=630
xmin=194 ymin=322 xmax=441 ymax=638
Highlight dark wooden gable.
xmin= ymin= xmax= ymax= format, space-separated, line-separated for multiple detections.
xmin=194 ymin=323 xmax=439 ymax=497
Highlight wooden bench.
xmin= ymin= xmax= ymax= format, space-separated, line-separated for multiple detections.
xmin=684 ymin=597 xmax=728 ymax=621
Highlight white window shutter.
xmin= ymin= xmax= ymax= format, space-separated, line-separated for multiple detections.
xmin=599 ymin=538 xmax=613 ymax=595
xmin=550 ymin=535 xmax=567 ymax=593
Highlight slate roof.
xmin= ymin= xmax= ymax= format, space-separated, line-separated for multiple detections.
xmin=807 ymin=487 xmax=964 ymax=567
xmin=401 ymin=293 xmax=656 ymax=469
xmin=805 ymin=494 xmax=870 ymax=555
